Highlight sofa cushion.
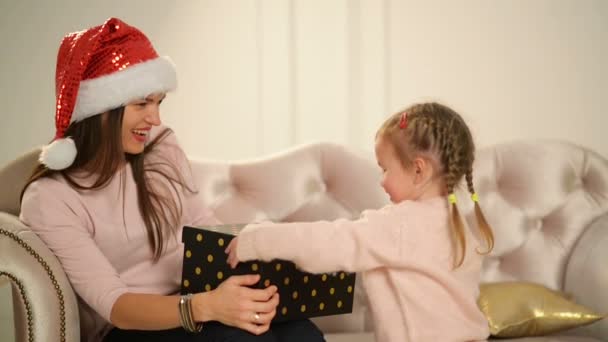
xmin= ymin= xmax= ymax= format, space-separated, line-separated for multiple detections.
xmin=478 ymin=282 xmax=603 ymax=338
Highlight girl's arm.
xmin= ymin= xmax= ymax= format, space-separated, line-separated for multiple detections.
xmin=228 ymin=209 xmax=405 ymax=274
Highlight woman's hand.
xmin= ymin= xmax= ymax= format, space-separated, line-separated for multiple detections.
xmin=192 ymin=274 xmax=279 ymax=335
xmin=225 ymin=237 xmax=239 ymax=269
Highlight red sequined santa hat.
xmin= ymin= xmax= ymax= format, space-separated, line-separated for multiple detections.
xmin=40 ymin=17 xmax=177 ymax=170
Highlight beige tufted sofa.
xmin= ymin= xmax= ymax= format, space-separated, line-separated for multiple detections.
xmin=1 ymin=140 xmax=607 ymax=342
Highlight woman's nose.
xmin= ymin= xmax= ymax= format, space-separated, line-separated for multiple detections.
xmin=145 ymin=106 xmax=162 ymax=126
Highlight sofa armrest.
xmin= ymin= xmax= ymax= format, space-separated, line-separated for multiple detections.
xmin=564 ymin=213 xmax=608 ymax=339
xmin=0 ymin=212 xmax=80 ymax=342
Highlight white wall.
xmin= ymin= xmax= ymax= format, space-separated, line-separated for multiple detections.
xmin=1 ymin=0 xmax=606 ymax=168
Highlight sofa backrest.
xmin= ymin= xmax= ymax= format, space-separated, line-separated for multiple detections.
xmin=187 ymin=140 xmax=608 ymax=289
xmin=458 ymin=141 xmax=608 ymax=290
xmin=189 ymin=142 xmax=388 ymax=224
xmin=2 ymin=140 xmax=608 ymax=335
xmin=4 ymin=141 xmax=608 ymax=291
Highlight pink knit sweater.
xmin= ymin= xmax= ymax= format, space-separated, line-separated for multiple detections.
xmin=237 ymin=197 xmax=490 ymax=342
xmin=20 ymin=129 xmax=219 ymax=342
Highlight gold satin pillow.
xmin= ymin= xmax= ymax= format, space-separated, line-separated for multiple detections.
xmin=477 ymin=282 xmax=604 ymax=338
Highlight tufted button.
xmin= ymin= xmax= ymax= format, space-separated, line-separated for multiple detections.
xmin=560 ymin=167 xmax=580 ymax=194
xmin=305 ymin=178 xmax=327 ymax=196
xmin=533 ymin=218 xmax=543 ymax=231
xmin=212 ymin=179 xmax=235 ymax=198
xmin=581 ymin=167 xmax=606 ymax=200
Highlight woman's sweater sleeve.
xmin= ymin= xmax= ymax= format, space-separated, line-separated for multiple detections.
xmin=19 ymin=179 xmax=128 ymax=322
xmin=236 ymin=208 xmax=405 ymax=274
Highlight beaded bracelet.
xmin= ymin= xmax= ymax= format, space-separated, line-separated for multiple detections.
xmin=179 ymin=293 xmax=203 ymax=333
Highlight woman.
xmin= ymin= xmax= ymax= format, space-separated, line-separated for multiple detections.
xmin=19 ymin=17 xmax=324 ymax=342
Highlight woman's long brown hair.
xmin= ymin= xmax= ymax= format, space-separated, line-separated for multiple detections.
xmin=21 ymin=108 xmax=191 ymax=261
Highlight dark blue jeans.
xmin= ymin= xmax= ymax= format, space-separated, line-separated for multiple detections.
xmin=104 ymin=319 xmax=325 ymax=342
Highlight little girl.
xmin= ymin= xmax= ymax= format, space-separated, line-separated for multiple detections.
xmin=226 ymin=102 xmax=494 ymax=342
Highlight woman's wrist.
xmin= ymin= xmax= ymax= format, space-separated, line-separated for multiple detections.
xmin=191 ymin=291 xmax=214 ymax=322
xmin=178 ymin=293 xmax=203 ymax=333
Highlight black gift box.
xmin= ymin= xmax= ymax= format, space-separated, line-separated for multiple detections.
xmin=181 ymin=224 xmax=356 ymax=322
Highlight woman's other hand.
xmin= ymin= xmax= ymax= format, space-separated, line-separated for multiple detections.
xmin=225 ymin=237 xmax=239 ymax=268
xmin=192 ymin=274 xmax=279 ymax=335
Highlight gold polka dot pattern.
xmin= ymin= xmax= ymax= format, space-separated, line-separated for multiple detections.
xmin=181 ymin=225 xmax=356 ymax=322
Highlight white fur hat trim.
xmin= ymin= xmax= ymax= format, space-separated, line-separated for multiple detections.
xmin=39 ymin=137 xmax=77 ymax=170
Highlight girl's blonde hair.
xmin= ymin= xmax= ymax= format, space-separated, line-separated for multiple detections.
xmin=376 ymin=102 xmax=494 ymax=267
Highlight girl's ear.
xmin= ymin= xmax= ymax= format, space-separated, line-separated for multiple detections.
xmin=412 ymin=157 xmax=431 ymax=184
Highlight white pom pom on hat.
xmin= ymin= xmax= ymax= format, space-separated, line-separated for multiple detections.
xmin=39 ymin=138 xmax=77 ymax=171
xmin=39 ymin=17 xmax=177 ymax=171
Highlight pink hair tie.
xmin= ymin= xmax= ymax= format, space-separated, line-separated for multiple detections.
xmin=399 ymin=111 xmax=408 ymax=129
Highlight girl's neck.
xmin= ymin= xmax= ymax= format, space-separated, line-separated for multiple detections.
xmin=415 ymin=177 xmax=447 ymax=201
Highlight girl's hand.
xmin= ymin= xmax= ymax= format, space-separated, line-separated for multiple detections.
xmin=225 ymin=237 xmax=239 ymax=269
xmin=192 ymin=274 xmax=279 ymax=335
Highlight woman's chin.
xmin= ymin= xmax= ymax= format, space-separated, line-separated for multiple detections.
xmin=124 ymin=144 xmax=145 ymax=155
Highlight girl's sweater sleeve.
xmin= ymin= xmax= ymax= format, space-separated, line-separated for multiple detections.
xmin=19 ymin=179 xmax=128 ymax=322
xmin=236 ymin=208 xmax=405 ymax=274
